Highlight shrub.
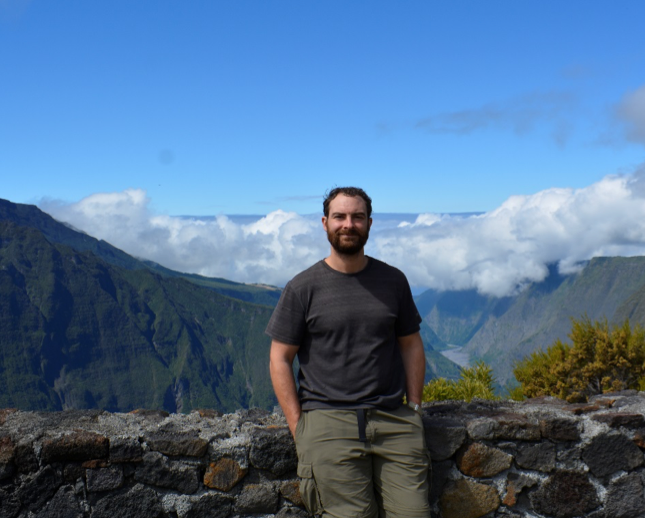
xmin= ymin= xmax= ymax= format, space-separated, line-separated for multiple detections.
xmin=513 ymin=316 xmax=645 ymax=403
xmin=422 ymin=361 xmax=497 ymax=402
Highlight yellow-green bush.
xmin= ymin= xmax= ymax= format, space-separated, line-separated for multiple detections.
xmin=422 ymin=361 xmax=497 ymax=402
xmin=513 ymin=317 xmax=645 ymax=403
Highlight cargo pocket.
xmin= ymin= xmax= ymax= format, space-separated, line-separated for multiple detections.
xmin=297 ymin=462 xmax=323 ymax=516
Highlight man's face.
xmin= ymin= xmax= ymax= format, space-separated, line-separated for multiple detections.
xmin=323 ymin=194 xmax=372 ymax=255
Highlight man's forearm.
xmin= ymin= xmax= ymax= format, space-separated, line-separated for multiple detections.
xmin=269 ymin=352 xmax=301 ymax=437
xmin=398 ymin=332 xmax=426 ymax=404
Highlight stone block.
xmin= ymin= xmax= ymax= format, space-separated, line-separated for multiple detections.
xmin=87 ymin=465 xmax=124 ymax=492
xmin=275 ymin=507 xmax=310 ymax=518
xmin=249 ymin=427 xmax=297 ymax=475
xmin=440 ymin=479 xmax=500 ymax=518
xmin=17 ymin=465 xmax=63 ymax=512
xmin=13 ymin=441 xmax=39 ymax=473
xmin=145 ymin=430 xmax=209 ymax=457
xmin=38 ymin=485 xmax=83 ymax=518
xmin=109 ymin=437 xmax=143 ymax=463
xmin=134 ymin=451 xmax=201 ymax=494
xmin=92 ymin=483 xmax=165 ymax=518
xmin=592 ymin=413 xmax=645 ymax=429
xmin=582 ymin=433 xmax=644 ymax=477
xmin=539 ymin=417 xmax=580 ymax=441
xmin=515 ymin=441 xmax=556 ymax=472
xmin=0 ymin=489 xmax=20 ymax=518
xmin=280 ymin=479 xmax=304 ymax=507
xmin=423 ymin=417 xmax=467 ymax=461
xmin=234 ymin=483 xmax=280 ymax=514
xmin=457 ymin=442 xmax=512 ymax=477
xmin=494 ymin=415 xmax=541 ymax=440
xmin=41 ymin=430 xmax=109 ymax=464
xmin=204 ymin=457 xmax=247 ymax=491
xmin=605 ymin=472 xmax=645 ymax=518
xmin=183 ymin=493 xmax=234 ymax=518
xmin=502 ymin=472 xmax=537 ymax=507
xmin=530 ymin=471 xmax=599 ymax=518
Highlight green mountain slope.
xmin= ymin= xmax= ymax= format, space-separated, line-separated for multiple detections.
xmin=0 ymin=219 xmax=275 ymax=412
xmin=419 ymin=257 xmax=645 ymax=387
xmin=0 ymin=198 xmax=281 ymax=307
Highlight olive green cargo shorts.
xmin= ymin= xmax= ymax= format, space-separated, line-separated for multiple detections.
xmin=294 ymin=406 xmax=431 ymax=518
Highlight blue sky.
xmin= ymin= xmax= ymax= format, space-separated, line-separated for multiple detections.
xmin=2 ymin=1 xmax=645 ymax=217
xmin=4 ymin=1 xmax=645 ymax=294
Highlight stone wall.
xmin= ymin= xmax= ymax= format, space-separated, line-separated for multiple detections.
xmin=2 ymin=391 xmax=645 ymax=517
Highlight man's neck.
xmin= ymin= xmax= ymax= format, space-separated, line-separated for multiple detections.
xmin=324 ymin=250 xmax=369 ymax=274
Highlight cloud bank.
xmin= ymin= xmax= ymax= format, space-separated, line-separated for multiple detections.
xmin=41 ymin=169 xmax=645 ymax=297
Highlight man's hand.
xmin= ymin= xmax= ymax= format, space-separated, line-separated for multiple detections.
xmin=269 ymin=339 xmax=301 ymax=437
xmin=397 ymin=332 xmax=426 ymax=407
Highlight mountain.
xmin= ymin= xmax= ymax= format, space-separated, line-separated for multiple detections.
xmin=0 ymin=198 xmax=460 ymax=411
xmin=0 ymin=209 xmax=276 ymax=412
xmin=0 ymin=199 xmax=281 ymax=307
xmin=419 ymin=258 xmax=645 ymax=387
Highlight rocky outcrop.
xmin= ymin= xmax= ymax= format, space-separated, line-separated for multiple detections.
xmin=2 ymin=392 xmax=645 ymax=517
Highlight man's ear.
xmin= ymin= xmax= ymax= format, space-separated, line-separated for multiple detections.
xmin=369 ymin=217 xmax=373 ymax=229
xmin=322 ymin=216 xmax=328 ymax=231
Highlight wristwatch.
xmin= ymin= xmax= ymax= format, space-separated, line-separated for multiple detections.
xmin=407 ymin=401 xmax=422 ymax=415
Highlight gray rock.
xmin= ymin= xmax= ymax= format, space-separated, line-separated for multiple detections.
xmin=234 ymin=483 xmax=280 ymax=514
xmin=530 ymin=471 xmax=599 ymax=518
xmin=109 ymin=437 xmax=142 ymax=463
xmin=17 ymin=466 xmax=63 ymax=512
xmin=37 ymin=485 xmax=83 ymax=518
xmin=605 ymin=472 xmax=645 ymax=518
xmin=0 ymin=489 xmax=20 ymax=518
xmin=249 ymin=427 xmax=297 ymax=476
xmin=275 ymin=507 xmax=310 ymax=518
xmin=592 ymin=413 xmax=645 ymax=429
xmin=134 ymin=451 xmax=201 ymax=494
xmin=515 ymin=442 xmax=556 ymax=472
xmin=423 ymin=417 xmax=466 ymax=461
xmin=87 ymin=466 xmax=124 ymax=492
xmin=582 ymin=433 xmax=644 ymax=477
xmin=92 ymin=484 xmax=166 ymax=518
xmin=145 ymin=431 xmax=208 ymax=458
xmin=183 ymin=493 xmax=234 ymax=518
xmin=540 ymin=417 xmax=580 ymax=441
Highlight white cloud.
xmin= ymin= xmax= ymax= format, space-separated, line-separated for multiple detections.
xmin=40 ymin=171 xmax=645 ymax=297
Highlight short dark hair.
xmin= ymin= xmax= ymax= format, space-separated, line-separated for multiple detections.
xmin=323 ymin=187 xmax=373 ymax=218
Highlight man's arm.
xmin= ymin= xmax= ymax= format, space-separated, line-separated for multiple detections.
xmin=269 ymin=339 xmax=301 ymax=437
xmin=397 ymin=331 xmax=426 ymax=405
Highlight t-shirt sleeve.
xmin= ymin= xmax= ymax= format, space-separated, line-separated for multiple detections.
xmin=265 ymin=282 xmax=306 ymax=346
xmin=395 ymin=273 xmax=422 ymax=337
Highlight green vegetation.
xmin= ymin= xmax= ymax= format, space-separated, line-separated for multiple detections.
xmin=422 ymin=361 xmax=497 ymax=402
xmin=513 ymin=316 xmax=645 ymax=403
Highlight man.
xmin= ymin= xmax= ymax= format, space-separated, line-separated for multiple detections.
xmin=267 ymin=187 xmax=430 ymax=518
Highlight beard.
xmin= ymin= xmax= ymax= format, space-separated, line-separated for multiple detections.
xmin=327 ymin=226 xmax=370 ymax=256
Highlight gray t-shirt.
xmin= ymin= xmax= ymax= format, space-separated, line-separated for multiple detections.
xmin=265 ymin=257 xmax=421 ymax=410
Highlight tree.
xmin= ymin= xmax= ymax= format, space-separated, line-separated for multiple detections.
xmin=513 ymin=317 xmax=645 ymax=403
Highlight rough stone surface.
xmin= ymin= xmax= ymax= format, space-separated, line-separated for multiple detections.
xmin=146 ymin=430 xmax=209 ymax=457
xmin=17 ymin=465 xmax=63 ymax=512
xmin=604 ymin=472 xmax=645 ymax=518
xmin=592 ymin=412 xmax=645 ymax=428
xmin=87 ymin=465 xmax=125 ymax=492
xmin=203 ymin=457 xmax=247 ymax=491
xmin=234 ymin=483 xmax=280 ymax=514
xmin=109 ymin=437 xmax=143 ymax=463
xmin=39 ymin=484 xmax=84 ymax=518
xmin=249 ymin=427 xmax=297 ymax=475
xmin=502 ymin=472 xmax=538 ymax=507
xmin=423 ymin=417 xmax=466 ymax=461
xmin=457 ymin=442 xmax=512 ymax=477
xmin=530 ymin=471 xmax=600 ymax=518
xmin=582 ymin=433 xmax=644 ymax=477
xmin=134 ymin=451 xmax=201 ymax=494
xmin=540 ymin=417 xmax=580 ymax=441
xmin=280 ymin=479 xmax=304 ymax=507
xmin=275 ymin=507 xmax=310 ymax=518
xmin=41 ymin=430 xmax=109 ymax=464
xmin=183 ymin=493 xmax=234 ymax=518
xmin=515 ymin=441 xmax=556 ymax=472
xmin=92 ymin=484 xmax=166 ymax=518
xmin=440 ymin=478 xmax=500 ymax=518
